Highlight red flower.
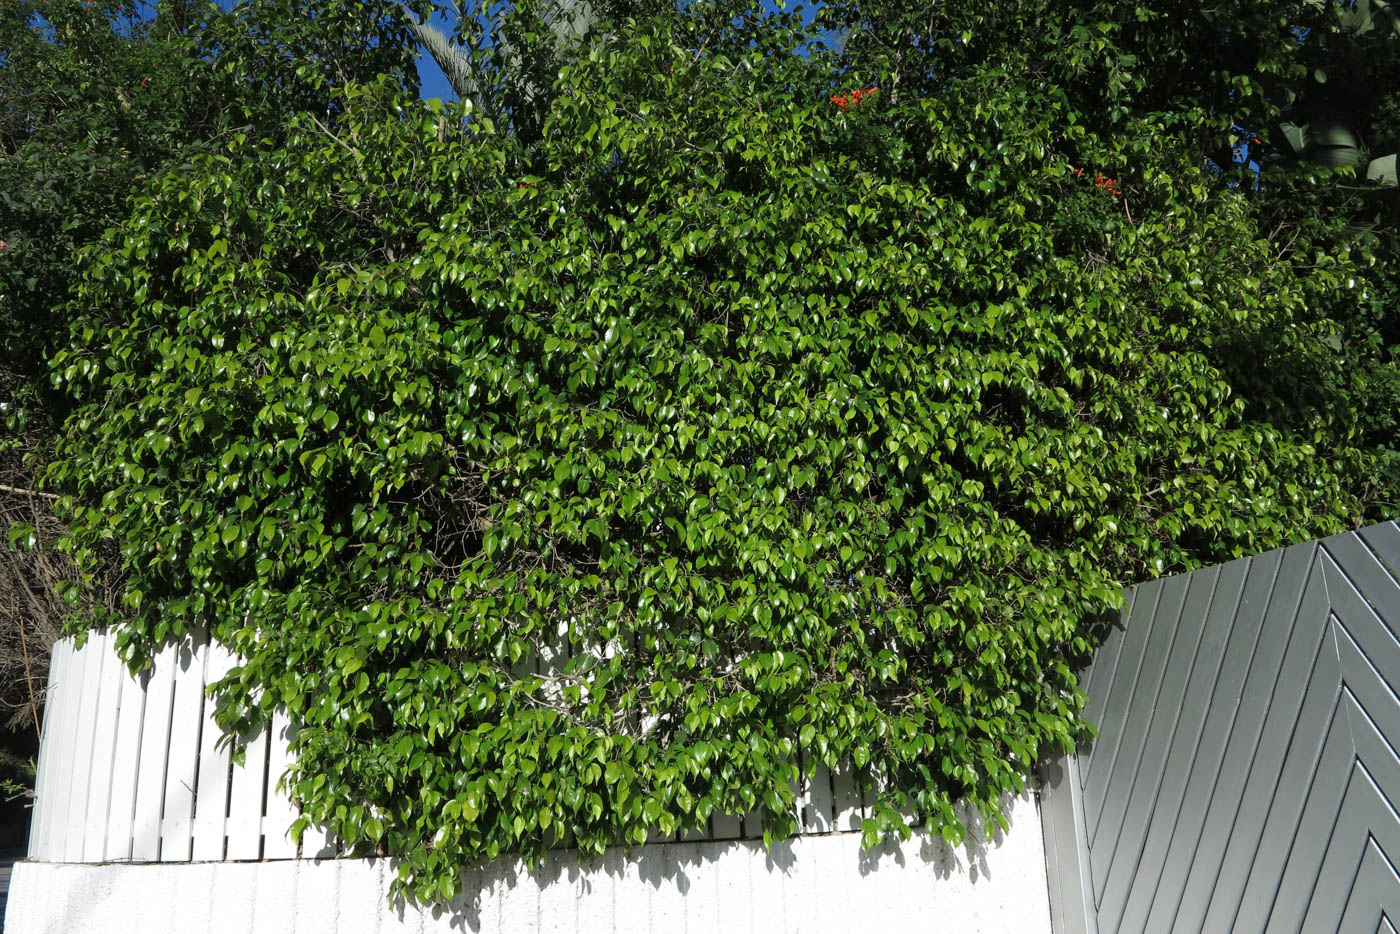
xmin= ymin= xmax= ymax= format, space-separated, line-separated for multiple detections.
xmin=1093 ymin=173 xmax=1122 ymax=196
xmin=831 ymin=87 xmax=876 ymax=113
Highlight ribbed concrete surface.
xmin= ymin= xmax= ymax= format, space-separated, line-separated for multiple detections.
xmin=5 ymin=792 xmax=1050 ymax=934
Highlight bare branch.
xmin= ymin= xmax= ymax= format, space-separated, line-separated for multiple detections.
xmin=0 ymin=484 xmax=57 ymax=501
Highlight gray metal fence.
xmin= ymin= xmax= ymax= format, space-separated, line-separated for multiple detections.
xmin=1041 ymin=521 xmax=1400 ymax=934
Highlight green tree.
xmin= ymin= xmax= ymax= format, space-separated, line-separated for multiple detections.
xmin=43 ymin=6 xmax=1383 ymax=901
xmin=0 ymin=0 xmax=218 ymax=794
xmin=815 ymin=0 xmax=1400 ymax=515
xmin=1275 ymin=0 xmax=1400 ymax=182
xmin=1 ymin=0 xmax=431 ymax=465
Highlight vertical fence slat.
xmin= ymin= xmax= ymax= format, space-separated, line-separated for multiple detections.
xmin=25 ymin=634 xmax=54 ymax=857
xmin=299 ymin=818 xmax=336 ymax=859
xmin=225 ymin=722 xmax=269 ymax=859
xmin=261 ymin=710 xmax=298 ymax=859
xmin=27 ymin=638 xmax=59 ymax=857
xmin=832 ymin=765 xmax=865 ymax=833
xmin=742 ymin=806 xmax=764 ymax=840
xmin=104 ymin=642 xmax=147 ymax=861
xmin=131 ymin=642 xmax=178 ymax=860
xmin=803 ymin=760 xmax=834 ymax=834
xmin=191 ymin=641 xmax=236 ymax=861
xmin=81 ymin=631 xmax=123 ymax=862
xmin=61 ymin=633 xmax=106 ymax=861
xmin=711 ymin=812 xmax=744 ymax=839
xmin=679 ymin=819 xmax=709 ymax=842
xmin=295 ymin=702 xmax=337 ymax=861
xmin=159 ymin=641 xmax=207 ymax=861
xmin=31 ymin=638 xmax=73 ymax=859
xmin=35 ymin=642 xmax=922 ymax=866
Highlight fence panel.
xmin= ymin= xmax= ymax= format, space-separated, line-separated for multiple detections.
xmin=130 ymin=642 xmax=177 ymax=861
xmin=1040 ymin=521 xmax=1400 ymax=934
xmin=28 ymin=634 xmax=319 ymax=864
xmin=191 ymin=642 xmax=235 ymax=861
xmin=262 ymin=711 xmax=299 ymax=859
xmin=104 ymin=638 xmax=146 ymax=861
xmin=81 ymin=630 xmax=122 ymax=863
xmin=62 ymin=628 xmax=106 ymax=862
xmin=160 ymin=641 xmax=206 ymax=861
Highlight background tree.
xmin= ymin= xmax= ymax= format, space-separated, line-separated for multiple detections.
xmin=0 ymin=0 xmax=214 ymax=825
xmin=815 ymin=0 xmax=1400 ymax=516
xmin=1275 ymin=0 xmax=1400 ymax=182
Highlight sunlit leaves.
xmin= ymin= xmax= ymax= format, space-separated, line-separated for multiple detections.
xmin=43 ymin=15 xmax=1377 ymax=906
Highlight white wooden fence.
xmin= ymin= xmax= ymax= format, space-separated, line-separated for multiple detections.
xmin=29 ymin=631 xmax=334 ymax=863
xmin=30 ymin=632 xmax=876 ymax=863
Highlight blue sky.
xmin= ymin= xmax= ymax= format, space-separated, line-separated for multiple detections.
xmin=411 ymin=0 xmax=819 ymax=103
xmin=413 ymin=6 xmax=459 ymax=102
xmin=417 ymin=50 xmax=455 ymax=101
xmin=117 ymin=0 xmax=456 ymax=100
xmin=107 ymin=1 xmax=817 ymax=104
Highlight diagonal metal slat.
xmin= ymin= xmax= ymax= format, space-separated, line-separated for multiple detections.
xmin=1358 ymin=523 xmax=1400 ymax=583
xmin=1299 ymin=764 xmax=1400 ymax=934
xmin=1133 ymin=547 xmax=1286 ymax=934
xmin=1335 ymin=840 xmax=1400 ymax=934
xmin=1080 ymin=580 xmax=1167 ymax=828
xmin=1094 ymin=564 xmax=1230 ymax=931
xmin=1197 ymin=557 xmax=1337 ymax=933
xmin=1257 ymin=687 xmax=1358 ymax=932
xmin=1041 ymin=522 xmax=1400 ymax=934
xmin=1085 ymin=575 xmax=1189 ymax=853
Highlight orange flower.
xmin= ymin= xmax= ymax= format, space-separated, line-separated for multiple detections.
xmin=831 ymin=87 xmax=876 ymax=112
xmin=1093 ymin=173 xmax=1122 ymax=196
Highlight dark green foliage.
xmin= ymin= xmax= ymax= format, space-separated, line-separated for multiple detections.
xmin=0 ymin=0 xmax=449 ymax=818
xmin=1 ymin=0 xmax=209 ymax=423
xmin=0 ymin=0 xmax=425 ymax=426
xmin=43 ymin=15 xmax=1382 ymax=901
xmin=815 ymin=0 xmax=1400 ymax=521
xmin=0 ymin=1 xmax=219 ymax=776
xmin=197 ymin=0 xmax=426 ymax=122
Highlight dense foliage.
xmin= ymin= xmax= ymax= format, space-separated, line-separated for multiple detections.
xmin=0 ymin=0 xmax=426 ymax=800
xmin=41 ymin=0 xmax=1394 ymax=899
xmin=1 ymin=0 xmax=422 ymax=422
xmin=2 ymin=1 xmax=202 ymax=426
xmin=818 ymin=0 xmax=1400 ymax=512
xmin=0 ymin=0 xmax=215 ymax=804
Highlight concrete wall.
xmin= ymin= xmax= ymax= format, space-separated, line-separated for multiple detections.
xmin=5 ymin=792 xmax=1051 ymax=934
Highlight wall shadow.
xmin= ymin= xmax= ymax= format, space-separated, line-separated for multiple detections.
xmin=403 ymin=791 xmax=1035 ymax=932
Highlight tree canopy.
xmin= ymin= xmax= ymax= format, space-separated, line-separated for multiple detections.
xmin=5 ymin=0 xmax=1399 ymax=906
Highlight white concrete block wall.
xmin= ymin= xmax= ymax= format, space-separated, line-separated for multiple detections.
xmin=6 ymin=792 xmax=1052 ymax=934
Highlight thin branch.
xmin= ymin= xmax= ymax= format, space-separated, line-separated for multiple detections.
xmin=307 ymin=112 xmax=362 ymax=160
xmin=16 ymin=608 xmax=39 ymax=743
xmin=0 ymin=484 xmax=58 ymax=501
